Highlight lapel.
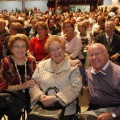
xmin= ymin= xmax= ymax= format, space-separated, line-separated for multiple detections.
xmin=103 ymin=33 xmax=108 ymax=45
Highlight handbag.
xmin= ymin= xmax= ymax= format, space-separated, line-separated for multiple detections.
xmin=73 ymin=113 xmax=97 ymax=120
xmin=27 ymin=87 xmax=65 ymax=120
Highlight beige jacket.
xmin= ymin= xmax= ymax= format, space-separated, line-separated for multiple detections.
xmin=29 ymin=56 xmax=82 ymax=115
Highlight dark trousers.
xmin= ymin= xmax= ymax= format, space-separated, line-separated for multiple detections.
xmin=0 ymin=108 xmax=21 ymax=120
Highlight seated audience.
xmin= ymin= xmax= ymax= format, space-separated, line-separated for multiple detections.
xmin=113 ymin=16 xmax=120 ymax=35
xmin=77 ymin=21 xmax=92 ymax=62
xmin=28 ymin=35 xmax=82 ymax=120
xmin=0 ymin=34 xmax=36 ymax=120
xmin=24 ymin=18 xmax=38 ymax=39
xmin=95 ymin=20 xmax=120 ymax=65
xmin=5 ymin=22 xmax=24 ymax=56
xmin=96 ymin=15 xmax=105 ymax=33
xmin=0 ymin=18 xmax=9 ymax=60
xmin=61 ymin=20 xmax=83 ymax=62
xmin=47 ymin=18 xmax=58 ymax=35
xmin=62 ymin=19 xmax=86 ymax=85
xmin=29 ymin=21 xmax=50 ymax=61
xmin=79 ymin=43 xmax=120 ymax=120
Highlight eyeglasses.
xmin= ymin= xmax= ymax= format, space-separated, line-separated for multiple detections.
xmin=88 ymin=51 xmax=105 ymax=58
xmin=63 ymin=26 xmax=72 ymax=28
xmin=50 ymin=47 xmax=62 ymax=52
xmin=13 ymin=45 xmax=26 ymax=49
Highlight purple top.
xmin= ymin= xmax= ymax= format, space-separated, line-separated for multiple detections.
xmin=87 ymin=61 xmax=120 ymax=118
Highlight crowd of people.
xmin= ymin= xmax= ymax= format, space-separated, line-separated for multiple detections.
xmin=0 ymin=5 xmax=120 ymax=120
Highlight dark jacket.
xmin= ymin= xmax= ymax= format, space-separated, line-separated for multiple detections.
xmin=95 ymin=32 xmax=120 ymax=65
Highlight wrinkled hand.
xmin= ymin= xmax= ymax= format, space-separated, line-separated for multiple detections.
xmin=111 ymin=53 xmax=119 ymax=61
xmin=38 ymin=94 xmax=47 ymax=102
xmin=41 ymin=95 xmax=56 ymax=107
xmin=97 ymin=112 xmax=113 ymax=120
xmin=70 ymin=59 xmax=83 ymax=67
xmin=23 ymin=79 xmax=37 ymax=89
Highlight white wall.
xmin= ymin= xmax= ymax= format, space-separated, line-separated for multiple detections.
xmin=0 ymin=0 xmax=48 ymax=13
xmin=25 ymin=0 xmax=48 ymax=12
xmin=0 ymin=1 xmax=22 ymax=12
xmin=103 ymin=0 xmax=120 ymax=5
xmin=112 ymin=0 xmax=120 ymax=5
xmin=103 ymin=0 xmax=112 ymax=5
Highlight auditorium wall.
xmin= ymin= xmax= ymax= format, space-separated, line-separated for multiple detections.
xmin=0 ymin=0 xmax=48 ymax=12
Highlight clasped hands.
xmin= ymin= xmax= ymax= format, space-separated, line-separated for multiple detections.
xmin=38 ymin=95 xmax=57 ymax=107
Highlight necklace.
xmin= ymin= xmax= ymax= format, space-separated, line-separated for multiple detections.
xmin=12 ymin=55 xmax=27 ymax=84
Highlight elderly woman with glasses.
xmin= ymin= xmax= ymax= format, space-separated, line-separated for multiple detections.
xmin=0 ymin=34 xmax=36 ymax=120
xmin=29 ymin=35 xmax=82 ymax=120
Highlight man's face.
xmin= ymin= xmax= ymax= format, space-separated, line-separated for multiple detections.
xmin=49 ymin=20 xmax=54 ymax=27
xmin=97 ymin=18 xmax=103 ymax=26
xmin=105 ymin=22 xmax=115 ymax=36
xmin=88 ymin=44 xmax=108 ymax=72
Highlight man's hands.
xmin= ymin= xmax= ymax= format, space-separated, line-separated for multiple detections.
xmin=97 ymin=112 xmax=113 ymax=120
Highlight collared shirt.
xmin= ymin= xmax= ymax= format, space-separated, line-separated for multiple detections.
xmin=105 ymin=33 xmax=113 ymax=44
xmin=87 ymin=61 xmax=120 ymax=117
xmin=90 ymin=60 xmax=110 ymax=75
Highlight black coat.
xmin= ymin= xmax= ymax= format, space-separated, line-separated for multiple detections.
xmin=95 ymin=32 xmax=120 ymax=65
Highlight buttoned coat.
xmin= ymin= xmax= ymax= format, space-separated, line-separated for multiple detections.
xmin=29 ymin=56 xmax=82 ymax=115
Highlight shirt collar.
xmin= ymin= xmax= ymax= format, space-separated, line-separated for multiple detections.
xmin=91 ymin=60 xmax=110 ymax=75
xmin=105 ymin=33 xmax=113 ymax=39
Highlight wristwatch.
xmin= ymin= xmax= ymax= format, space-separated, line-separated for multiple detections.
xmin=112 ymin=112 xmax=116 ymax=118
xmin=55 ymin=95 xmax=59 ymax=102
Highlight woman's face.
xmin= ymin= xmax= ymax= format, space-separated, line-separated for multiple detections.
xmin=9 ymin=28 xmax=18 ymax=35
xmin=63 ymin=23 xmax=74 ymax=34
xmin=49 ymin=41 xmax=65 ymax=64
xmin=37 ymin=26 xmax=48 ymax=37
xmin=115 ymin=18 xmax=120 ymax=25
xmin=78 ymin=26 xmax=86 ymax=33
xmin=12 ymin=40 xmax=27 ymax=60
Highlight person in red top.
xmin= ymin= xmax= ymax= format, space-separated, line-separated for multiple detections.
xmin=29 ymin=21 xmax=50 ymax=61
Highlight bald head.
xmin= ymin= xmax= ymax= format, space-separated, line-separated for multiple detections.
xmin=105 ymin=20 xmax=115 ymax=28
xmin=88 ymin=43 xmax=107 ymax=53
xmin=88 ymin=43 xmax=109 ymax=72
xmin=105 ymin=20 xmax=115 ymax=36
